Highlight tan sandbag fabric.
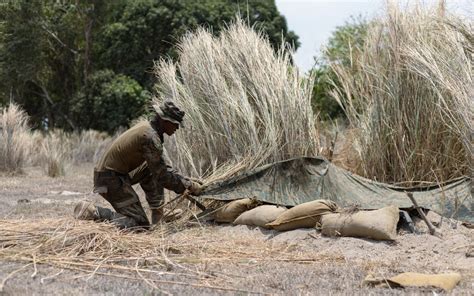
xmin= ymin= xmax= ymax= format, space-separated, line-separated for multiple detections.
xmin=266 ymin=200 xmax=338 ymax=231
xmin=233 ymin=205 xmax=287 ymax=228
xmin=321 ymin=205 xmax=399 ymax=240
xmin=390 ymin=272 xmax=462 ymax=291
xmin=214 ymin=198 xmax=258 ymax=223
xmin=363 ymin=272 xmax=462 ymax=291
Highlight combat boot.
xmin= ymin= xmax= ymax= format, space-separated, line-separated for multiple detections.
xmin=74 ymin=201 xmax=99 ymax=220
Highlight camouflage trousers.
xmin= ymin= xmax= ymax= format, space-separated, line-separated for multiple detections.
xmin=93 ymin=162 xmax=164 ymax=229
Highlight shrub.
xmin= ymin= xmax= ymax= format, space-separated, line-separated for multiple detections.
xmin=153 ymin=20 xmax=318 ymax=183
xmin=0 ymin=103 xmax=31 ymax=174
xmin=330 ymin=2 xmax=473 ymax=184
xmin=70 ymin=130 xmax=111 ymax=164
xmin=40 ymin=130 xmax=71 ymax=177
xmin=71 ymin=70 xmax=150 ymax=134
xmin=311 ymin=17 xmax=368 ymax=120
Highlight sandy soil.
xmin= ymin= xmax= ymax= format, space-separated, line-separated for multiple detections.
xmin=0 ymin=164 xmax=473 ymax=295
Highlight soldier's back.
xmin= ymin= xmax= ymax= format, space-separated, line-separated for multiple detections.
xmin=96 ymin=120 xmax=154 ymax=174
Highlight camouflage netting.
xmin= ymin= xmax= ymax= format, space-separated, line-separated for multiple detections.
xmin=201 ymin=157 xmax=472 ymax=222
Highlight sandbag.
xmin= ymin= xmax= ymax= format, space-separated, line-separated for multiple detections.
xmin=390 ymin=272 xmax=461 ymax=291
xmin=233 ymin=205 xmax=287 ymax=228
xmin=214 ymin=198 xmax=258 ymax=223
xmin=363 ymin=272 xmax=462 ymax=291
xmin=321 ymin=205 xmax=399 ymax=240
xmin=266 ymin=199 xmax=338 ymax=231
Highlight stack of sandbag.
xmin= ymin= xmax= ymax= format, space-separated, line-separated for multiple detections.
xmin=213 ymin=198 xmax=260 ymax=223
xmin=233 ymin=205 xmax=287 ymax=228
xmin=211 ymin=198 xmax=400 ymax=241
xmin=320 ymin=205 xmax=399 ymax=240
xmin=266 ymin=200 xmax=338 ymax=231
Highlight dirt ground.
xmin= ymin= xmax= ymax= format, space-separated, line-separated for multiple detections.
xmin=0 ymin=164 xmax=473 ymax=295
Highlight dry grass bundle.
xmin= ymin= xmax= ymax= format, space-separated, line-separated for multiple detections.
xmin=0 ymin=217 xmax=333 ymax=292
xmin=39 ymin=130 xmax=71 ymax=177
xmin=330 ymin=1 xmax=473 ymax=184
xmin=154 ymin=20 xmax=318 ymax=184
xmin=70 ymin=130 xmax=112 ymax=164
xmin=0 ymin=103 xmax=31 ymax=175
xmin=27 ymin=130 xmax=46 ymax=166
xmin=26 ymin=129 xmax=114 ymax=176
xmin=0 ymin=106 xmax=109 ymax=174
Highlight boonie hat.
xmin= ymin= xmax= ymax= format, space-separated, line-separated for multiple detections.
xmin=157 ymin=101 xmax=185 ymax=126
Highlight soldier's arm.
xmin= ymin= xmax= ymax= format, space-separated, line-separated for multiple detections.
xmin=142 ymin=132 xmax=192 ymax=194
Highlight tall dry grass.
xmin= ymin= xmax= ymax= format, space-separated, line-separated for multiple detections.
xmin=0 ymin=103 xmax=31 ymax=174
xmin=38 ymin=129 xmax=114 ymax=177
xmin=39 ymin=130 xmax=71 ymax=177
xmin=71 ymin=130 xmax=113 ymax=164
xmin=153 ymin=20 xmax=318 ymax=184
xmin=0 ymin=104 xmax=113 ymax=177
xmin=330 ymin=1 xmax=473 ymax=184
xmin=27 ymin=128 xmax=114 ymax=177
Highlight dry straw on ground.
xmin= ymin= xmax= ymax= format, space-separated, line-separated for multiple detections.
xmin=0 ymin=217 xmax=336 ymax=293
xmin=330 ymin=1 xmax=473 ymax=184
xmin=154 ymin=20 xmax=319 ymax=185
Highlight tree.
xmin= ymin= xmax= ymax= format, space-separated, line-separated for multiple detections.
xmin=1 ymin=0 xmax=298 ymax=131
xmin=311 ymin=17 xmax=368 ymax=120
xmin=0 ymin=0 xmax=111 ymax=130
xmin=0 ymin=0 xmax=49 ymax=125
xmin=96 ymin=0 xmax=299 ymax=88
xmin=71 ymin=70 xmax=150 ymax=133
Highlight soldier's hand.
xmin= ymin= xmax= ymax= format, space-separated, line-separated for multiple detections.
xmin=188 ymin=181 xmax=204 ymax=196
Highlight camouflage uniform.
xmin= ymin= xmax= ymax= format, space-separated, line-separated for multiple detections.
xmin=93 ymin=120 xmax=191 ymax=229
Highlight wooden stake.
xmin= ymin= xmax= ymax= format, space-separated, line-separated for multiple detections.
xmin=406 ymin=192 xmax=439 ymax=236
xmin=183 ymin=191 xmax=207 ymax=211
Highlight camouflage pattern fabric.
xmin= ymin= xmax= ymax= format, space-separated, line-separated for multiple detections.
xmin=96 ymin=121 xmax=154 ymax=174
xmin=93 ymin=120 xmax=192 ymax=227
xmin=94 ymin=171 xmax=150 ymax=227
xmin=201 ymin=157 xmax=473 ymax=222
xmin=140 ymin=131 xmax=191 ymax=195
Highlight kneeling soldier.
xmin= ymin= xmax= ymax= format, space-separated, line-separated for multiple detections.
xmin=74 ymin=101 xmax=202 ymax=229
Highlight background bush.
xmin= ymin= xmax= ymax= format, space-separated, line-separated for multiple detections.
xmin=71 ymin=70 xmax=150 ymax=133
xmin=329 ymin=3 xmax=473 ymax=184
xmin=0 ymin=0 xmax=297 ymax=133
xmin=0 ymin=103 xmax=31 ymax=174
xmin=311 ymin=17 xmax=368 ymax=120
xmin=154 ymin=20 xmax=317 ymax=183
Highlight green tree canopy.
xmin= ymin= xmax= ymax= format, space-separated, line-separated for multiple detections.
xmin=0 ymin=1 xmax=49 ymax=124
xmin=96 ymin=0 xmax=299 ymax=88
xmin=0 ymin=0 xmax=109 ymax=129
xmin=311 ymin=17 xmax=368 ymax=120
xmin=71 ymin=70 xmax=150 ymax=133
xmin=0 ymin=0 xmax=298 ymax=132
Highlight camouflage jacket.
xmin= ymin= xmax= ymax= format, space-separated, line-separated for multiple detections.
xmin=95 ymin=120 xmax=190 ymax=194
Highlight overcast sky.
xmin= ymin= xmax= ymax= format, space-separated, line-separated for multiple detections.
xmin=275 ymin=0 xmax=473 ymax=73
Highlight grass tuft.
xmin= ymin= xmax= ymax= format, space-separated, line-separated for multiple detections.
xmin=71 ymin=130 xmax=112 ymax=164
xmin=329 ymin=2 xmax=473 ymax=184
xmin=39 ymin=130 xmax=70 ymax=178
xmin=0 ymin=103 xmax=31 ymax=175
xmin=153 ymin=20 xmax=319 ymax=184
